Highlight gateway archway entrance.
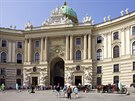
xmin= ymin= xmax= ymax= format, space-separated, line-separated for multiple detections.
xmin=50 ymin=57 xmax=64 ymax=87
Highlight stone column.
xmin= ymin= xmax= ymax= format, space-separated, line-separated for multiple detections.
xmin=88 ymin=34 xmax=91 ymax=59
xmin=28 ymin=39 xmax=31 ymax=62
xmin=40 ymin=37 xmax=44 ymax=62
xmin=70 ymin=35 xmax=73 ymax=60
xmin=24 ymin=39 xmax=28 ymax=62
xmin=84 ymin=34 xmax=87 ymax=60
xmin=121 ymin=28 xmax=125 ymax=56
xmin=44 ymin=37 xmax=47 ymax=61
xmin=66 ymin=36 xmax=69 ymax=60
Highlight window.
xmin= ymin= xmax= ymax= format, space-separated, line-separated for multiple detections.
xmin=76 ymin=50 xmax=81 ymax=60
xmin=1 ymin=68 xmax=5 ymax=75
xmin=17 ymin=69 xmax=21 ymax=76
xmin=16 ymin=79 xmax=21 ymax=86
xmin=113 ymin=46 xmax=119 ymax=58
xmin=1 ymin=52 xmax=7 ymax=63
xmin=132 ymin=26 xmax=135 ymax=35
xmin=17 ymin=53 xmax=22 ymax=63
xmin=114 ymin=64 xmax=119 ymax=72
xmin=35 ymin=52 xmax=40 ymax=62
xmin=76 ymin=38 xmax=81 ymax=45
xmin=113 ymin=76 xmax=119 ymax=84
xmin=33 ymin=67 xmax=37 ymax=72
xmin=113 ymin=32 xmax=119 ymax=40
xmin=133 ymin=62 xmax=135 ymax=70
xmin=2 ymin=40 xmax=7 ymax=47
xmin=97 ymin=49 xmax=102 ymax=60
xmin=97 ymin=36 xmax=102 ymax=43
xmin=35 ymin=41 xmax=40 ymax=48
xmin=132 ymin=41 xmax=135 ymax=55
xmin=97 ymin=77 xmax=101 ymax=85
xmin=17 ymin=42 xmax=22 ymax=48
xmin=133 ymin=74 xmax=135 ymax=83
xmin=97 ymin=66 xmax=102 ymax=74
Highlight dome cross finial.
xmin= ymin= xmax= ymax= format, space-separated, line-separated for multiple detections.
xmin=64 ymin=1 xmax=67 ymax=5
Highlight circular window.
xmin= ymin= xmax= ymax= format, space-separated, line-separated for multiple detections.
xmin=76 ymin=65 xmax=80 ymax=71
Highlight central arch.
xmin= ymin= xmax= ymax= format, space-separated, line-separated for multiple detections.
xmin=50 ymin=57 xmax=64 ymax=87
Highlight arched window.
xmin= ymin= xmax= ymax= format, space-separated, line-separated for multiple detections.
xmin=1 ymin=52 xmax=7 ymax=63
xmin=76 ymin=50 xmax=81 ymax=60
xmin=113 ymin=46 xmax=119 ymax=58
xmin=97 ymin=49 xmax=102 ymax=60
xmin=133 ymin=74 xmax=135 ymax=83
xmin=132 ymin=26 xmax=135 ymax=35
xmin=113 ymin=76 xmax=119 ymax=84
xmin=35 ymin=52 xmax=40 ymax=62
xmin=17 ymin=53 xmax=22 ymax=63
xmin=132 ymin=41 xmax=135 ymax=55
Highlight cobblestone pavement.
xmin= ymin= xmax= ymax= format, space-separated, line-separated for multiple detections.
xmin=0 ymin=90 xmax=135 ymax=101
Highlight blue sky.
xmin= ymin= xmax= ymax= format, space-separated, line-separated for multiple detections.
xmin=0 ymin=0 xmax=135 ymax=29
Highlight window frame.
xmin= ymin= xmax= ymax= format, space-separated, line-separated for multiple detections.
xmin=97 ymin=36 xmax=102 ymax=44
xmin=132 ymin=41 xmax=135 ymax=55
xmin=113 ymin=45 xmax=119 ymax=58
xmin=113 ymin=76 xmax=119 ymax=84
xmin=132 ymin=26 xmax=135 ymax=35
xmin=16 ymin=41 xmax=23 ymax=48
xmin=113 ymin=32 xmax=119 ymax=40
xmin=97 ymin=66 xmax=102 ymax=74
xmin=113 ymin=64 xmax=119 ymax=72
xmin=76 ymin=50 xmax=81 ymax=60
xmin=1 ymin=40 xmax=7 ymax=47
xmin=75 ymin=37 xmax=81 ymax=45
xmin=97 ymin=49 xmax=102 ymax=60
xmin=35 ymin=40 xmax=40 ymax=48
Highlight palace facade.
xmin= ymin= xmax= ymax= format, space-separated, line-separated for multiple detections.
xmin=0 ymin=3 xmax=135 ymax=88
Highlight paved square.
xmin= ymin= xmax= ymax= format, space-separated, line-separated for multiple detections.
xmin=0 ymin=90 xmax=135 ymax=101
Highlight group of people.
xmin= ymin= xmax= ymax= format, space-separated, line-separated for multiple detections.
xmin=55 ymin=83 xmax=79 ymax=99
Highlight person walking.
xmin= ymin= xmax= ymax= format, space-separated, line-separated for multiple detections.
xmin=16 ymin=83 xmax=19 ymax=92
xmin=63 ymin=85 xmax=67 ymax=98
xmin=73 ymin=86 xmax=79 ymax=98
xmin=67 ymin=86 xmax=72 ymax=99
xmin=1 ymin=83 xmax=5 ymax=92
xmin=56 ymin=83 xmax=61 ymax=98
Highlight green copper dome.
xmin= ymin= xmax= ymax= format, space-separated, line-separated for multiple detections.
xmin=60 ymin=2 xmax=78 ymax=23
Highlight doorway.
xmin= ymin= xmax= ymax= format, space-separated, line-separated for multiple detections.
xmin=32 ymin=77 xmax=38 ymax=86
xmin=75 ymin=76 xmax=82 ymax=86
xmin=50 ymin=57 xmax=64 ymax=87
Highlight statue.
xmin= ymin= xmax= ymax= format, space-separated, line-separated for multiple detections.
xmin=83 ymin=14 xmax=92 ymax=23
xmin=120 ymin=10 xmax=124 ymax=16
xmin=65 ymin=72 xmax=72 ymax=83
xmin=25 ymin=21 xmax=33 ymax=29
xmin=84 ymin=71 xmax=91 ymax=80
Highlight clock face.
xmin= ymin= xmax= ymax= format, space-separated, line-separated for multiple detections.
xmin=76 ymin=65 xmax=80 ymax=71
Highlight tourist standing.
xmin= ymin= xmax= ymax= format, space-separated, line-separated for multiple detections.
xmin=67 ymin=86 xmax=72 ymax=99
xmin=56 ymin=83 xmax=60 ymax=98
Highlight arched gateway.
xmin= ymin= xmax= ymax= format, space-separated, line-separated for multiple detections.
xmin=50 ymin=57 xmax=64 ymax=87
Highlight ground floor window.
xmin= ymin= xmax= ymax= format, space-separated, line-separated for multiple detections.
xmin=113 ymin=76 xmax=119 ymax=84
xmin=0 ymin=78 xmax=5 ymax=85
xmin=133 ymin=74 xmax=135 ymax=83
xmin=97 ymin=77 xmax=101 ymax=85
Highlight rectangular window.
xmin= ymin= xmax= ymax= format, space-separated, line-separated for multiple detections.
xmin=17 ymin=69 xmax=21 ymax=76
xmin=97 ymin=66 xmax=102 ymax=74
xmin=1 ymin=68 xmax=6 ymax=75
xmin=132 ymin=26 xmax=135 ymax=35
xmin=133 ymin=62 xmax=135 ymax=70
xmin=2 ymin=40 xmax=7 ymax=47
xmin=17 ymin=42 xmax=22 ymax=48
xmin=35 ymin=41 xmax=40 ymax=48
xmin=114 ymin=64 xmax=119 ymax=72
xmin=97 ymin=36 xmax=102 ymax=43
xmin=76 ymin=38 xmax=81 ymax=45
xmin=113 ymin=32 xmax=119 ymax=40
